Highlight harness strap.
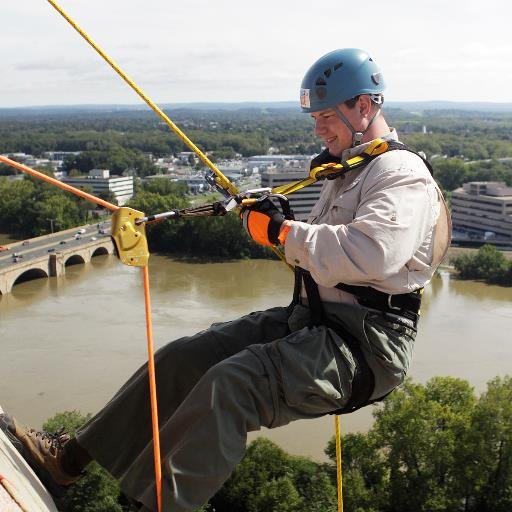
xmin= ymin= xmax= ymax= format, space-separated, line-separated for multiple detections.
xmin=271 ymin=138 xmax=433 ymax=200
xmin=294 ymin=268 xmax=375 ymax=414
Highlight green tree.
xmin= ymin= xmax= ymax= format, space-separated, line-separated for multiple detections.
xmin=431 ymin=158 xmax=469 ymax=192
xmin=0 ymin=178 xmax=36 ymax=234
xmin=31 ymin=193 xmax=82 ymax=234
xmin=451 ymin=245 xmax=512 ymax=284
xmin=210 ymin=438 xmax=336 ymax=512
xmin=375 ymin=377 xmax=476 ymax=512
xmin=325 ymin=432 xmax=387 ymax=512
xmin=461 ymin=377 xmax=512 ymax=512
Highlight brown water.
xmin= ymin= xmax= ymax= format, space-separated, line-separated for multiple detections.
xmin=1 ymin=255 xmax=511 ymax=461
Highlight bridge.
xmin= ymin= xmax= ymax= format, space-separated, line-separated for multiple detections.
xmin=0 ymin=224 xmax=115 ymax=295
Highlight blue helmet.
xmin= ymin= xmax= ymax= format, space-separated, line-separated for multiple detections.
xmin=300 ymin=48 xmax=385 ymax=113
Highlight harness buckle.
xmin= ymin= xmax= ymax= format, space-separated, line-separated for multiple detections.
xmin=387 ymin=294 xmax=402 ymax=311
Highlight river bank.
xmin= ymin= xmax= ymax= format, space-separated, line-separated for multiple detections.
xmin=447 ymin=246 xmax=512 ymax=260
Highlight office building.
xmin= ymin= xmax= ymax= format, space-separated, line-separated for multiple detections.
xmin=63 ymin=169 xmax=134 ymax=206
xmin=451 ymin=181 xmax=512 ymax=239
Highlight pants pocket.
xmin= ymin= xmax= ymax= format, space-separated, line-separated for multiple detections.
xmin=270 ymin=326 xmax=355 ymax=416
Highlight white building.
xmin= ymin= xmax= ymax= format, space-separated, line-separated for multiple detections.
xmin=451 ymin=181 xmax=512 ymax=239
xmin=63 ymin=169 xmax=134 ymax=206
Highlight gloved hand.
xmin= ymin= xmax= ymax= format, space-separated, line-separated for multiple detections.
xmin=240 ymin=198 xmax=286 ymax=247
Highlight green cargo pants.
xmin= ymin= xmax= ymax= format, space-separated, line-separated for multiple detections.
xmin=77 ymin=302 xmax=415 ymax=511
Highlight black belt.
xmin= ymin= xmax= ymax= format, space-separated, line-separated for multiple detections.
xmin=335 ymin=282 xmax=422 ymax=326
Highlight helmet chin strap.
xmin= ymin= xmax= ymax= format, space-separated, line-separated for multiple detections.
xmin=333 ymin=104 xmax=382 ymax=147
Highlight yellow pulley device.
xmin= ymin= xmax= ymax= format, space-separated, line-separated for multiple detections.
xmin=111 ymin=207 xmax=150 ymax=267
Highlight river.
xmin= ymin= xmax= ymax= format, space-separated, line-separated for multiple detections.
xmin=1 ymin=255 xmax=511 ymax=461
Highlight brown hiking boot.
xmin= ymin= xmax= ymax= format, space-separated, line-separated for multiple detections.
xmin=7 ymin=416 xmax=81 ymax=487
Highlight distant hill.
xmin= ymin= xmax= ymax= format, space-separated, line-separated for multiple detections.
xmin=1 ymin=100 xmax=512 ymax=117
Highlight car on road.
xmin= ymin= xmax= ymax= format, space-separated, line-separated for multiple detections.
xmin=22 ymin=240 xmax=30 ymax=245
xmin=60 ymin=240 xmax=67 ymax=244
xmin=98 ymin=229 xmax=107 ymax=234
xmin=12 ymin=256 xmax=20 ymax=263
xmin=91 ymin=237 xmax=97 ymax=241
xmin=48 ymin=248 xmax=55 ymax=252
xmin=77 ymin=228 xmax=86 ymax=234
xmin=0 ymin=246 xmax=8 ymax=252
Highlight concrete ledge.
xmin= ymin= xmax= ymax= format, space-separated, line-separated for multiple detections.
xmin=0 ymin=407 xmax=57 ymax=511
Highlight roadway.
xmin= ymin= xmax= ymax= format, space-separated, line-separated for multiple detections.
xmin=0 ymin=221 xmax=111 ymax=270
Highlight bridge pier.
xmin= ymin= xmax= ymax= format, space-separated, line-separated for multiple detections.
xmin=49 ymin=253 xmax=57 ymax=277
xmin=0 ymin=275 xmax=7 ymax=295
xmin=48 ymin=253 xmax=66 ymax=277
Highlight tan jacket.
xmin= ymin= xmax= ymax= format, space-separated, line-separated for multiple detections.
xmin=284 ymin=130 xmax=451 ymax=305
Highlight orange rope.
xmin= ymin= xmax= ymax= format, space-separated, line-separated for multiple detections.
xmin=0 ymin=156 xmax=119 ymax=212
xmin=1 ymin=154 xmax=163 ymax=512
xmin=142 ymin=266 xmax=163 ymax=512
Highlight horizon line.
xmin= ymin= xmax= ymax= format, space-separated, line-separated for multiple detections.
xmin=1 ymin=99 xmax=512 ymax=110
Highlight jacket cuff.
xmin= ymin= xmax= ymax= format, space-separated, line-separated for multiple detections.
xmin=283 ymin=221 xmax=311 ymax=268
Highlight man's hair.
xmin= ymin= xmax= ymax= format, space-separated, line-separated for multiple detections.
xmin=344 ymin=96 xmax=360 ymax=109
xmin=344 ymin=94 xmax=384 ymax=110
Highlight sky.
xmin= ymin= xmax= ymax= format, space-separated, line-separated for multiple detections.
xmin=1 ymin=0 xmax=511 ymax=108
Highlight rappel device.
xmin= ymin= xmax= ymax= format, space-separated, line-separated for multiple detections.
xmin=135 ymin=188 xmax=294 ymax=225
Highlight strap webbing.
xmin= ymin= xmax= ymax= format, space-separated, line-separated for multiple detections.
xmin=294 ymin=268 xmax=375 ymax=414
xmin=271 ymin=138 xmax=434 ymax=199
xmin=271 ymin=138 xmax=390 ymax=196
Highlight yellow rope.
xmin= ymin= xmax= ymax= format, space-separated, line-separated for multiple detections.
xmin=46 ymin=0 xmax=236 ymax=197
xmin=335 ymin=415 xmax=343 ymax=512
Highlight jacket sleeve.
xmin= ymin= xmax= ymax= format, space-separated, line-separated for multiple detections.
xmin=283 ymin=152 xmax=439 ymax=288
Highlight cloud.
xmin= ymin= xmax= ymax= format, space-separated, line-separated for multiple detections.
xmin=2 ymin=0 xmax=512 ymax=106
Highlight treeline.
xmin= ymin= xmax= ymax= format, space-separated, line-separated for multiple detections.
xmin=451 ymin=244 xmax=512 ymax=285
xmin=43 ymin=375 xmax=512 ymax=511
xmin=431 ymin=158 xmax=512 ymax=196
xmin=0 ymin=108 xmax=320 ymax=173
xmin=2 ymin=107 xmax=512 ymax=177
xmin=0 ymin=174 xmax=95 ymax=237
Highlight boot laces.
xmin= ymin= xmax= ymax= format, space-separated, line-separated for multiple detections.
xmin=28 ymin=427 xmax=69 ymax=456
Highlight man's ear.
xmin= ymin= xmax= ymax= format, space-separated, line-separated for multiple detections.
xmin=359 ymin=95 xmax=373 ymax=116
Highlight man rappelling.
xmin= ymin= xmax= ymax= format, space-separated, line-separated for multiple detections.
xmin=2 ymin=48 xmax=451 ymax=512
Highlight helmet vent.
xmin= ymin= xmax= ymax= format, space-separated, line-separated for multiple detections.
xmin=315 ymin=76 xmax=327 ymax=86
xmin=333 ymin=62 xmax=343 ymax=71
xmin=371 ymin=72 xmax=382 ymax=85
xmin=324 ymin=68 xmax=332 ymax=78
xmin=315 ymin=86 xmax=327 ymax=100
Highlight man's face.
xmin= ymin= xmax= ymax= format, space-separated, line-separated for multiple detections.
xmin=310 ymin=102 xmax=361 ymax=157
